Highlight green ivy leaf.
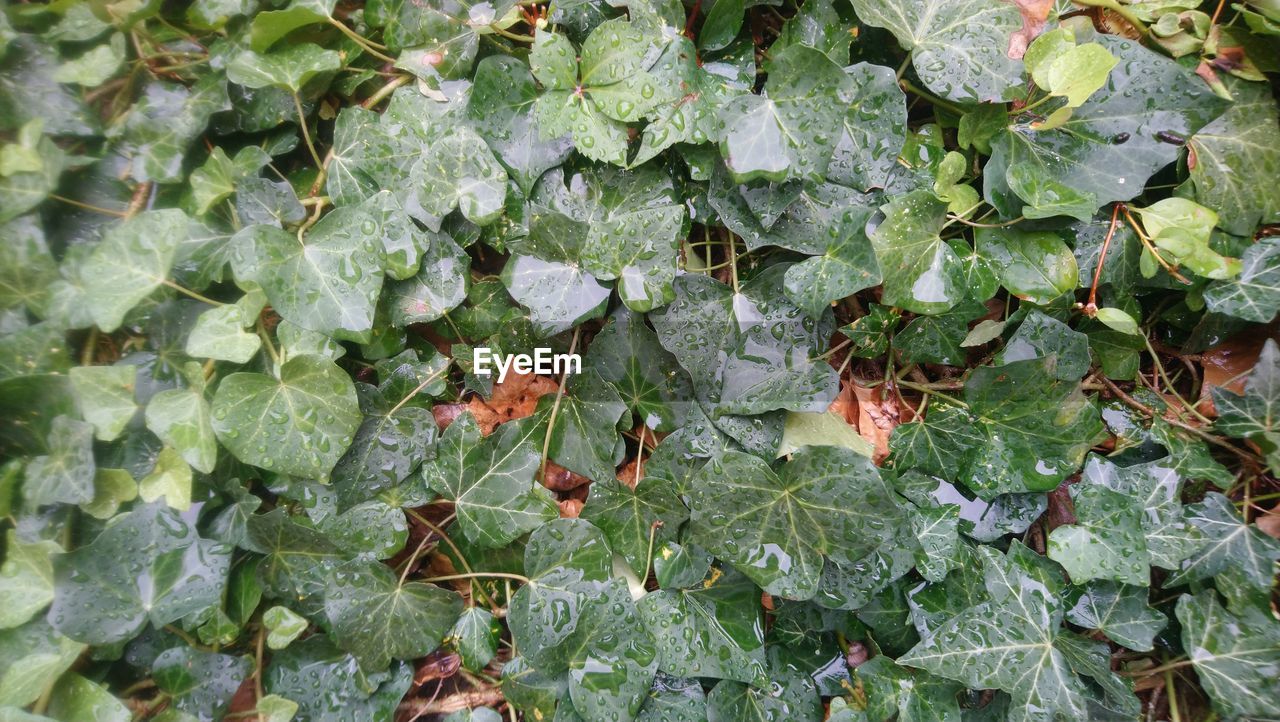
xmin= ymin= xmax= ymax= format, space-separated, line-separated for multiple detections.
xmin=185 ymin=291 xmax=266 ymax=363
xmin=849 ymin=0 xmax=1022 ymax=103
xmin=1187 ymin=79 xmax=1280 ymax=235
xmin=49 ymin=502 xmax=232 ymax=645
xmin=582 ymin=477 xmax=686 ymax=577
xmin=637 ymin=565 xmax=767 ymax=685
xmin=0 ymin=530 xmax=57 ymax=630
xmin=449 ymin=607 xmax=501 ymax=673
xmin=1047 ymin=483 xmax=1150 ymax=586
xmin=1175 ymin=589 xmax=1280 ymax=721
xmin=23 ymin=415 xmax=95 ymax=507
xmin=227 ymin=43 xmax=342 ymax=93
xmin=1212 ymin=339 xmax=1280 ymax=473
xmin=719 ymin=45 xmax=847 ymax=183
xmin=154 ymin=647 xmax=252 ymax=721
xmin=234 ymin=207 xmax=385 ymax=343
xmin=1066 ymin=580 xmax=1166 ymax=652
xmin=264 ymin=605 xmax=309 ymax=649
xmin=68 ymin=365 xmax=137 ymax=442
xmin=869 ymin=190 xmax=965 ymax=315
xmin=989 ymin=37 xmax=1227 ymax=220
xmin=323 ymin=558 xmax=463 ymax=670
xmin=81 ymin=210 xmax=188 ymax=332
xmin=976 ymin=227 xmax=1078 ymax=305
xmin=1166 ymin=492 xmax=1280 ymax=591
xmin=688 ymin=447 xmax=905 ymax=600
xmin=421 ymin=414 xmax=558 ymax=548
xmin=210 ymin=355 xmax=362 ymax=479
xmin=1203 ymin=237 xmax=1280 ymax=322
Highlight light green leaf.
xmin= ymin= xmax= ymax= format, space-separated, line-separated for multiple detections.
xmin=145 ymin=383 xmax=218 ymax=475
xmin=186 ymin=291 xmax=266 ymax=364
xmin=0 ymin=531 xmax=57 ymax=630
xmin=227 ymin=44 xmax=342 ymax=93
xmin=234 ymin=208 xmax=385 ymax=343
xmin=210 ymin=355 xmax=362 ymax=479
xmin=421 ymin=414 xmax=558 ymax=548
xmin=81 ymin=210 xmax=188 ymax=332
xmin=49 ymin=502 xmax=232 ymax=645
xmin=68 ymin=365 xmax=137 ymax=442
xmin=265 ymin=605 xmax=309 ymax=650
xmin=849 ymin=0 xmax=1022 ymax=102
xmin=138 ymin=447 xmax=193 ymax=511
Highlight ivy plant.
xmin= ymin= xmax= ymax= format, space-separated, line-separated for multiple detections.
xmin=1 ymin=0 xmax=1279 ymax=720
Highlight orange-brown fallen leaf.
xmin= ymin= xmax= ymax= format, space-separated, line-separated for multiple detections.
xmin=851 ymin=383 xmax=901 ymax=464
xmin=559 ymin=498 xmax=584 ymax=518
xmin=617 ymin=456 xmax=646 ymax=490
xmin=1008 ymin=0 xmax=1054 ymax=59
xmin=1257 ymin=506 xmax=1280 ymax=540
xmin=1198 ymin=335 xmax=1266 ymax=417
xmin=542 ymin=460 xmax=591 ymax=491
xmin=435 ymin=371 xmax=558 ymax=435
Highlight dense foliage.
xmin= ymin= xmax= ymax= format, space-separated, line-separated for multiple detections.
xmin=1 ymin=0 xmax=1280 ymax=720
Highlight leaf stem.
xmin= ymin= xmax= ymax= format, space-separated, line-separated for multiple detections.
xmin=1143 ymin=336 xmax=1214 ymax=425
xmin=47 ymin=194 xmax=128 ymax=217
xmin=539 ymin=326 xmax=581 ymax=484
xmin=946 ymin=214 xmax=1024 ymax=228
xmin=1099 ymin=376 xmax=1258 ymax=462
xmin=292 ymin=92 xmax=324 ymax=170
xmin=161 ymin=279 xmax=225 ymax=306
xmin=1166 ymin=664 xmax=1182 ymax=722
xmin=896 ymin=379 xmax=968 ymax=408
xmin=1085 ymin=203 xmax=1123 ymax=315
xmin=1119 ymin=658 xmax=1191 ymax=677
xmin=398 ymin=534 xmax=434 ymax=585
xmin=327 ymin=18 xmax=397 ymax=63
xmin=361 ymin=74 xmax=412 ymax=109
xmin=405 ymin=509 xmax=497 ymax=609
xmin=490 ymin=25 xmax=535 ymax=42
xmin=727 ymin=231 xmax=740 ymax=294
xmin=897 ymin=78 xmax=965 ymax=116
xmin=386 ymin=365 xmax=450 ymax=417
xmin=1121 ymin=205 xmax=1190 ymax=284
xmin=641 ymin=520 xmax=661 ymax=586
xmin=256 ymin=319 xmax=281 ymax=368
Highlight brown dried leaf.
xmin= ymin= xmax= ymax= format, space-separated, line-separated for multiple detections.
xmin=617 ymin=456 xmax=645 ymax=490
xmin=1257 ymin=506 xmax=1280 ymax=540
xmin=852 ymin=383 xmax=900 ymax=464
xmin=559 ymin=498 xmax=584 ymax=518
xmin=1009 ymin=0 xmax=1055 ymax=59
xmin=1197 ymin=335 xmax=1265 ymax=417
xmin=542 ymin=460 xmax=592 ymax=492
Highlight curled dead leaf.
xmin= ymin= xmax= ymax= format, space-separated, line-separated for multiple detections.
xmin=559 ymin=498 xmax=584 ymax=518
xmin=1197 ymin=335 xmax=1266 ymax=417
xmin=542 ymin=460 xmax=591 ymax=492
xmin=1008 ymin=0 xmax=1054 ymax=59
xmin=851 ymin=383 xmax=900 ymax=464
